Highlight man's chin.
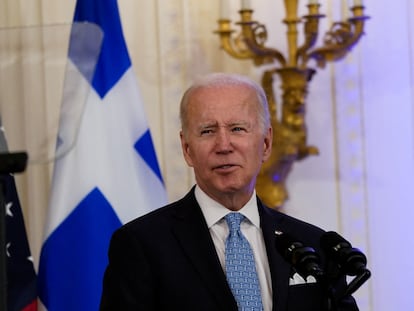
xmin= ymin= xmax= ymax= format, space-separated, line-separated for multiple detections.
xmin=214 ymin=183 xmax=253 ymax=196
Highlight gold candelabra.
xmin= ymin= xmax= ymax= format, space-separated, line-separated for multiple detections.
xmin=215 ymin=0 xmax=369 ymax=209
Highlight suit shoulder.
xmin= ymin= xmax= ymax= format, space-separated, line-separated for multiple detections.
xmin=121 ymin=200 xmax=178 ymax=230
xmin=260 ymin=203 xmax=326 ymax=242
xmin=118 ymin=189 xmax=196 ymax=234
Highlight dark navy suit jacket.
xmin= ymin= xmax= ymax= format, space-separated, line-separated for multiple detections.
xmin=100 ymin=187 xmax=358 ymax=311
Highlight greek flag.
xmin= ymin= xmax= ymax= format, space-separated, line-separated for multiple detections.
xmin=38 ymin=0 xmax=167 ymax=310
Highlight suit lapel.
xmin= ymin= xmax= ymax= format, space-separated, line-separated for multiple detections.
xmin=170 ymin=189 xmax=237 ymax=311
xmin=259 ymin=201 xmax=292 ymax=311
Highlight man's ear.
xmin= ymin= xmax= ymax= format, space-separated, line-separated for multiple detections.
xmin=262 ymin=127 xmax=273 ymax=161
xmin=180 ymin=131 xmax=194 ymax=167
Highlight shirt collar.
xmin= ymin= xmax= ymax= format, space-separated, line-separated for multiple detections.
xmin=195 ymin=185 xmax=260 ymax=229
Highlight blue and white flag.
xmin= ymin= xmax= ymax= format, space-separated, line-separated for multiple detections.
xmin=38 ymin=0 xmax=167 ymax=310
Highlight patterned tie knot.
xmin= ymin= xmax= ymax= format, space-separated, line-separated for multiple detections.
xmin=225 ymin=212 xmax=245 ymax=234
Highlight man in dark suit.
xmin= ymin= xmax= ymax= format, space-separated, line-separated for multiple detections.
xmin=100 ymin=73 xmax=359 ymax=310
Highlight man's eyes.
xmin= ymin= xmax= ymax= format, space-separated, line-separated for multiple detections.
xmin=200 ymin=129 xmax=213 ymax=135
xmin=199 ymin=127 xmax=246 ymax=135
xmin=232 ymin=127 xmax=245 ymax=132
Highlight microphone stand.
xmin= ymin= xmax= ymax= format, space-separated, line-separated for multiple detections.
xmin=322 ymin=267 xmax=371 ymax=311
xmin=321 ymin=275 xmax=339 ymax=311
xmin=0 ymin=152 xmax=28 ymax=311
xmin=343 ymin=268 xmax=371 ymax=297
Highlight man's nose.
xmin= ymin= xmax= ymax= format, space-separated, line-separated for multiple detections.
xmin=215 ymin=129 xmax=232 ymax=152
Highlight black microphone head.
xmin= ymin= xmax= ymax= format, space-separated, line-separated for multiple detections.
xmin=274 ymin=231 xmax=302 ymax=260
xmin=321 ymin=231 xmax=367 ymax=276
xmin=320 ymin=231 xmax=351 ymax=250
xmin=275 ymin=231 xmax=324 ymax=279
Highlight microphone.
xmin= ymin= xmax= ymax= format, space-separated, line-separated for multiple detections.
xmin=274 ymin=231 xmax=324 ymax=280
xmin=320 ymin=231 xmax=367 ymax=276
xmin=320 ymin=231 xmax=371 ymax=298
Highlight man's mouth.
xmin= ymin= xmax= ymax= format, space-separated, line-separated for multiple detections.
xmin=214 ymin=164 xmax=238 ymax=171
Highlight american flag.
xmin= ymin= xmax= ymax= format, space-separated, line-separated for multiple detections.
xmin=1 ymin=125 xmax=37 ymax=311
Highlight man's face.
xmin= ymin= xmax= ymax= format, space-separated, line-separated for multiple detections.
xmin=180 ymin=84 xmax=272 ymax=201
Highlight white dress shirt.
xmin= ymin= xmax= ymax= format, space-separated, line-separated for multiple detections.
xmin=195 ymin=186 xmax=273 ymax=311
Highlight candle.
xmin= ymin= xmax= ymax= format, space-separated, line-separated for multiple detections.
xmin=308 ymin=0 xmax=318 ymax=4
xmin=220 ymin=0 xmax=229 ymax=19
xmin=241 ymin=0 xmax=250 ymax=10
xmin=354 ymin=0 xmax=363 ymax=5
xmin=342 ymin=0 xmax=349 ymax=19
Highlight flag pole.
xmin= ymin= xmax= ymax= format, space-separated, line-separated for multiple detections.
xmin=0 ymin=152 xmax=28 ymax=311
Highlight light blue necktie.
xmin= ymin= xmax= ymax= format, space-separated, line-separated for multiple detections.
xmin=225 ymin=212 xmax=263 ymax=311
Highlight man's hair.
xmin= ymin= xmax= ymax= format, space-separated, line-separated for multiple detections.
xmin=180 ymin=72 xmax=270 ymax=136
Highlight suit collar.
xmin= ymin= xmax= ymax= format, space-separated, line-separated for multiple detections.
xmin=195 ymin=185 xmax=261 ymax=229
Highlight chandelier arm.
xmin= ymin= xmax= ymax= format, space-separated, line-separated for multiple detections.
xmin=304 ymin=5 xmax=369 ymax=67
xmin=296 ymin=14 xmax=324 ymax=67
xmin=243 ymin=37 xmax=287 ymax=66
xmin=305 ymin=17 xmax=367 ymax=67
xmin=215 ymin=22 xmax=257 ymax=60
xmin=219 ymin=35 xmax=257 ymax=59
